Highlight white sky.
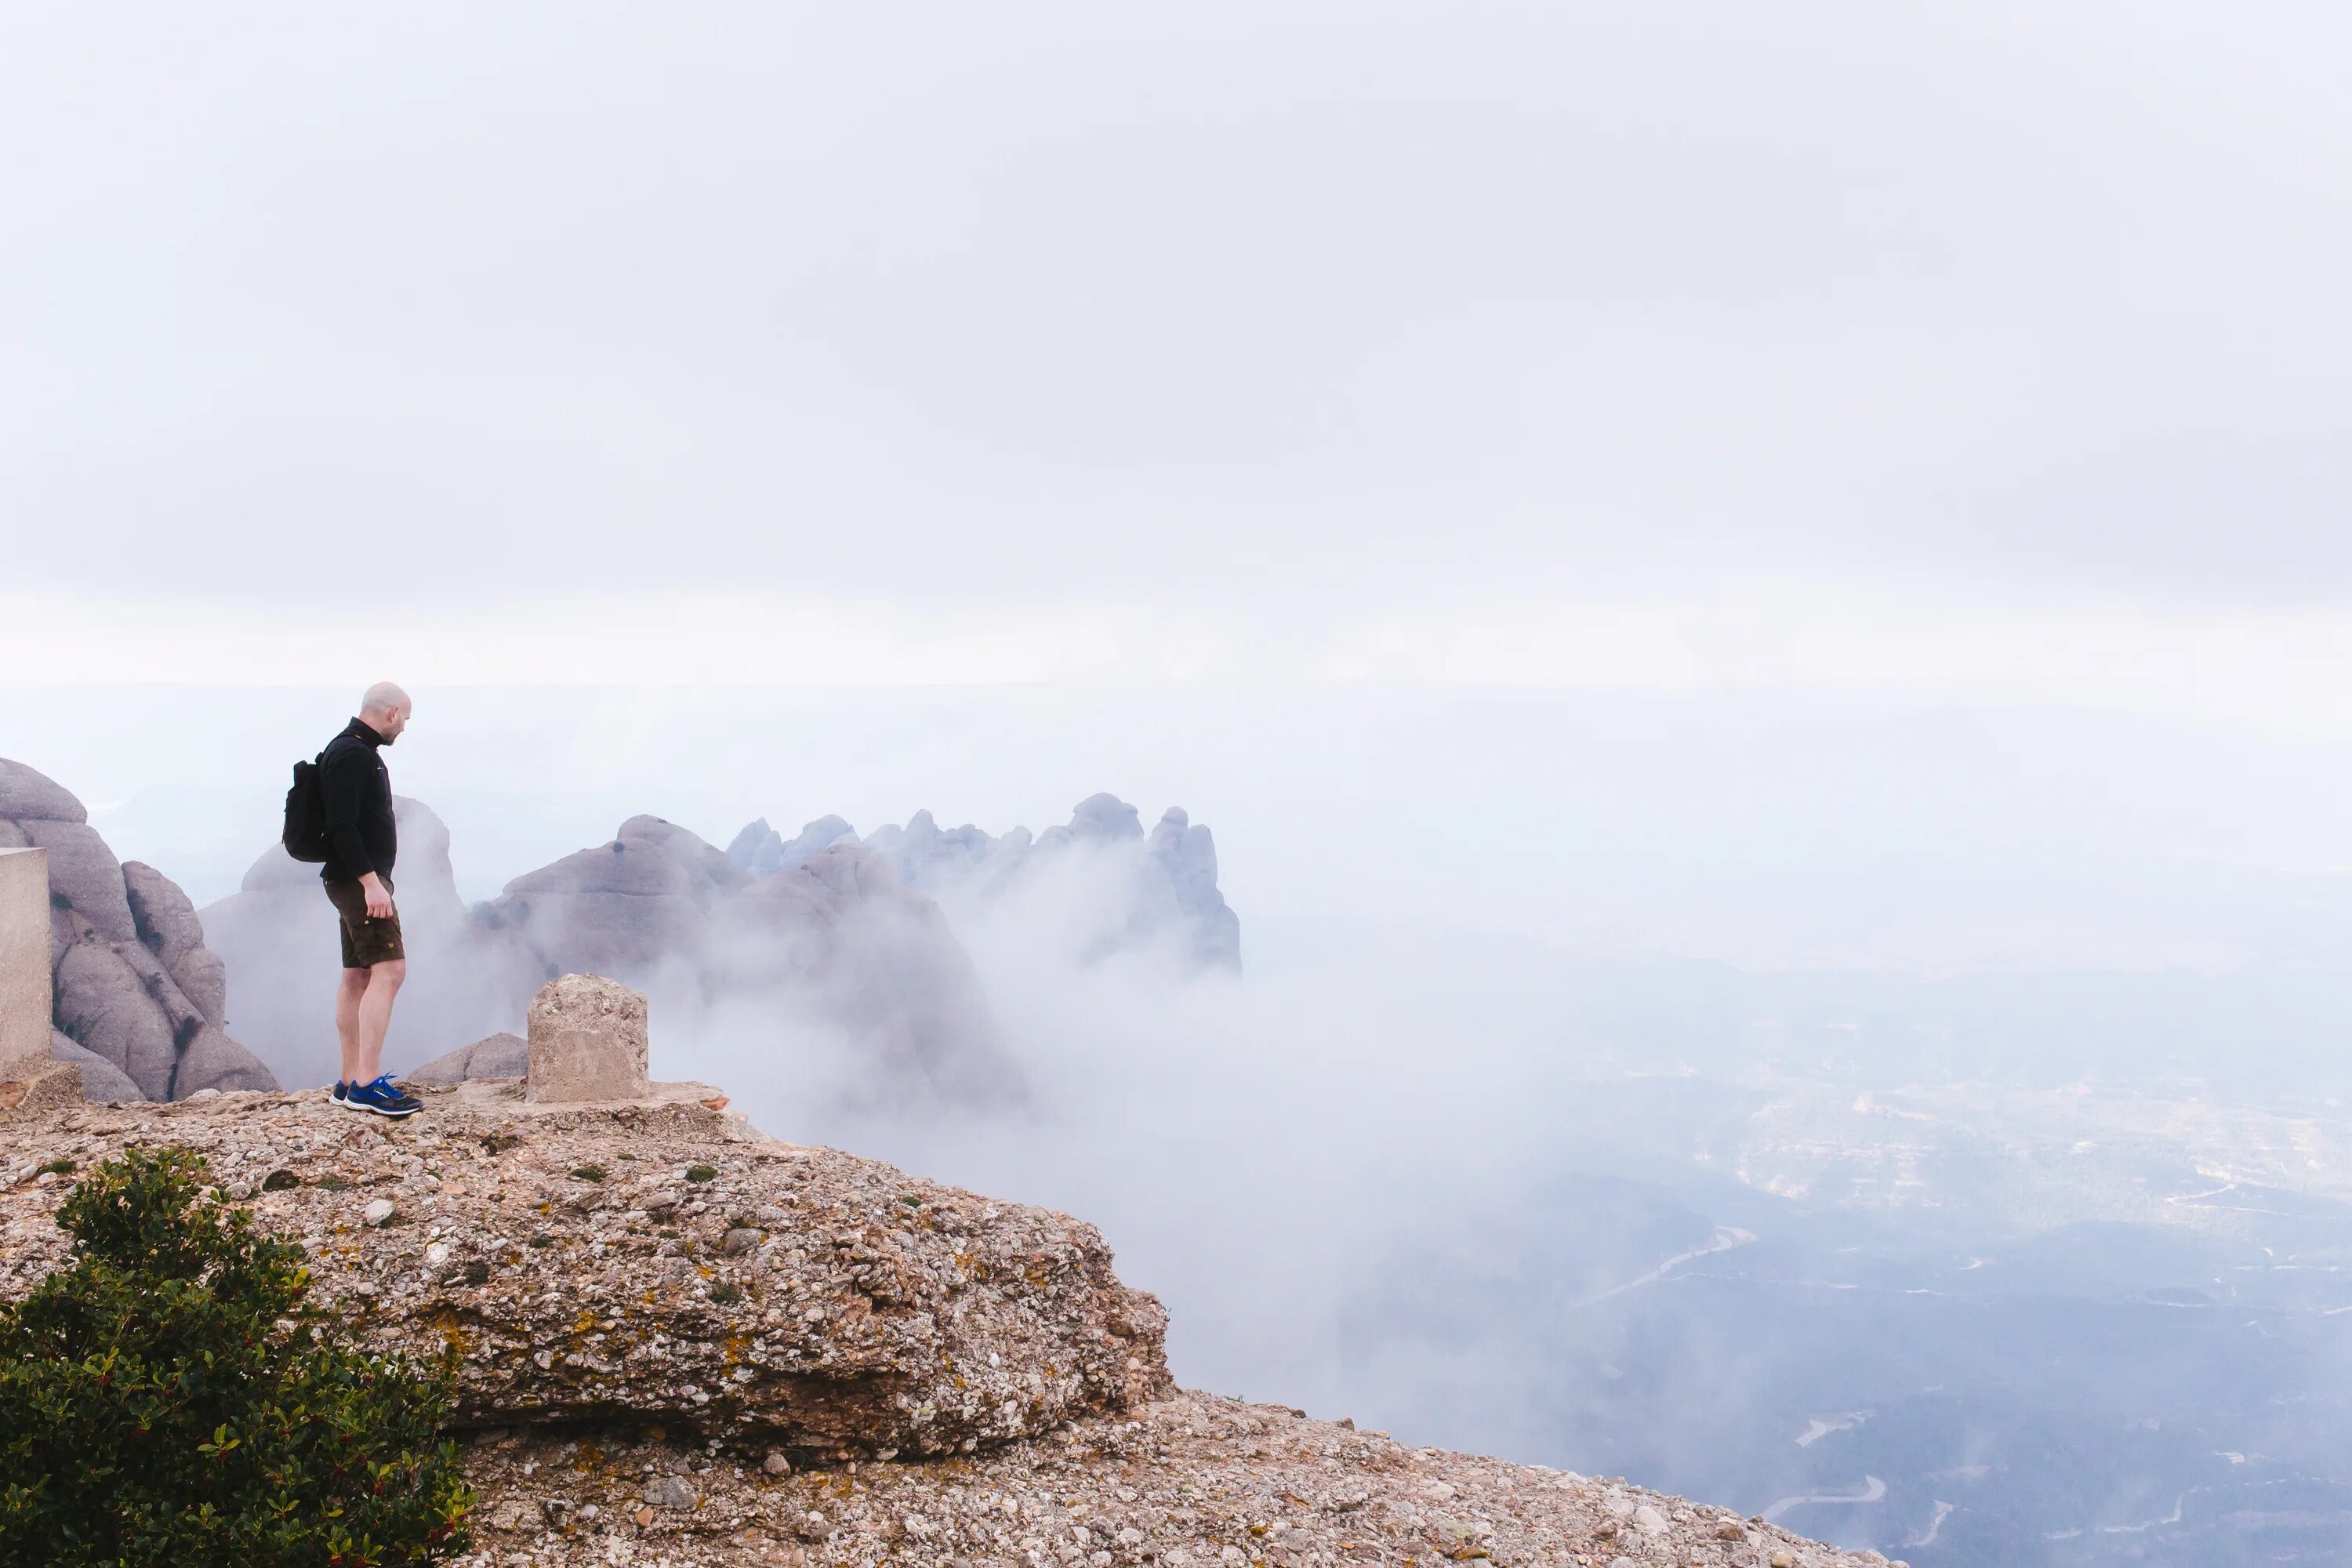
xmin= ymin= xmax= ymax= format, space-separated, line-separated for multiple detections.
xmin=6 ymin=4 xmax=2350 ymax=970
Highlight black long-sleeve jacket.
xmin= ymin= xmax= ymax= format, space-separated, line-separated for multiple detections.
xmin=318 ymin=717 xmax=397 ymax=883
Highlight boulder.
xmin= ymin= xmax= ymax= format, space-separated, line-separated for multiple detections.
xmin=164 ymin=946 xmax=227 ymax=1029
xmin=111 ymin=938 xmax=209 ymax=1051
xmin=524 ymin=975 xmax=650 ymax=1103
xmin=122 ymin=860 xmax=229 ymax=1024
xmin=18 ymin=819 xmax=136 ymax=943
xmin=0 ymin=760 xmax=85 ymax=824
xmin=120 ymin=861 xmax=205 ymax=971
xmin=50 ymin=1030 xmax=140 ymax=1102
xmin=50 ymin=924 xmax=180 ymax=1100
xmin=406 ymin=1031 xmax=529 ymax=1086
xmin=169 ymin=1025 xmax=281 ymax=1098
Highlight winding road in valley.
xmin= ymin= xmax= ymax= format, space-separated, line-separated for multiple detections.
xmin=1762 ymin=1475 xmax=1887 ymax=1525
xmin=1573 ymin=1225 xmax=1758 ymax=1308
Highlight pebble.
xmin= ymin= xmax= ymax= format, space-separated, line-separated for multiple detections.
xmin=362 ymin=1198 xmax=395 ymax=1226
xmin=641 ymin=1475 xmax=695 ymax=1509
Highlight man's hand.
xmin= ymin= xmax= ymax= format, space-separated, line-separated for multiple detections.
xmin=359 ymin=873 xmax=394 ymax=920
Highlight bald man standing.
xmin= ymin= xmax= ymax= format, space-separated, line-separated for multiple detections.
xmin=321 ymin=682 xmax=421 ymax=1118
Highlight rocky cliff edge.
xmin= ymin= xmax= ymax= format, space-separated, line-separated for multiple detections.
xmin=0 ymin=1088 xmax=1867 ymax=1568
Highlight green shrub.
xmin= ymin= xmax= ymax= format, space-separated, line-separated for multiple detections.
xmin=683 ymin=1165 xmax=717 ymax=1184
xmin=0 ymin=1148 xmax=474 ymax=1566
xmin=571 ymin=1164 xmax=605 ymax=1183
xmin=34 ymin=1159 xmax=73 ymax=1178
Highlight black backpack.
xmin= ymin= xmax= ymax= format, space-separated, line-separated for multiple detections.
xmin=281 ymin=754 xmax=331 ymax=862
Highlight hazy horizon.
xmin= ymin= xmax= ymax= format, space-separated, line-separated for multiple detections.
xmin=10 ymin=5 xmax=2352 ymax=1560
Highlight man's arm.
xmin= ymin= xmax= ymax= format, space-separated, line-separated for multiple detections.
xmin=319 ymin=746 xmax=393 ymax=916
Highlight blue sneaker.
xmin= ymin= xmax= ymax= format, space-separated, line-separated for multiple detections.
xmin=330 ymin=1080 xmax=347 ymax=1106
xmin=340 ymin=1073 xmax=421 ymax=1119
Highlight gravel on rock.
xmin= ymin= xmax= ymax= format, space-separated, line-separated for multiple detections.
xmin=445 ymin=1392 xmax=1876 ymax=1567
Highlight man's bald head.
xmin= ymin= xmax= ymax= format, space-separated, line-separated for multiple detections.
xmin=359 ymin=681 xmax=412 ymax=742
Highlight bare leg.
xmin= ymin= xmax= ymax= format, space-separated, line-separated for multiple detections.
xmin=351 ymin=958 xmax=407 ymax=1084
xmin=336 ymin=967 xmax=369 ymax=1083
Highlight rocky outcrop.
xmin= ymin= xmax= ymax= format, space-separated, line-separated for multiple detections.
xmin=0 ymin=1088 xmax=1169 ymax=1457
xmin=122 ymin=861 xmax=229 ymax=1025
xmin=2 ymin=757 xmax=278 ymax=1102
xmin=728 ymin=793 xmax=1243 ymax=973
xmin=0 ymin=760 xmax=85 ymax=824
xmin=0 ymin=1090 xmax=1857 ymax=1568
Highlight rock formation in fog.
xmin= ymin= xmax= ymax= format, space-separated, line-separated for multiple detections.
xmin=724 ymin=815 xmax=855 ymax=877
xmin=203 ymin=804 xmax=1019 ymax=1106
xmin=730 ymin=792 xmax=1242 ymax=971
xmin=0 ymin=758 xmax=278 ymax=1102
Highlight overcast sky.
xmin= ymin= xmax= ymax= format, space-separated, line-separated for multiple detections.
xmin=5 ymin=4 xmax=2351 ymax=717
xmin=8 ymin=4 xmax=2352 ymax=977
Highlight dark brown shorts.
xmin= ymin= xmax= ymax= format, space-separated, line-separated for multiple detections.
xmin=324 ymin=876 xmax=405 ymax=969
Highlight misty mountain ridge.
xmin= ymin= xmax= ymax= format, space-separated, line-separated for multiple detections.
xmin=195 ymin=788 xmax=1238 ymax=1107
xmin=728 ymin=790 xmax=1240 ymax=974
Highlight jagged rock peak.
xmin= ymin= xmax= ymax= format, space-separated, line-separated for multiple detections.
xmin=726 ymin=815 xmax=858 ymax=877
xmin=728 ymin=792 xmax=1243 ymax=971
